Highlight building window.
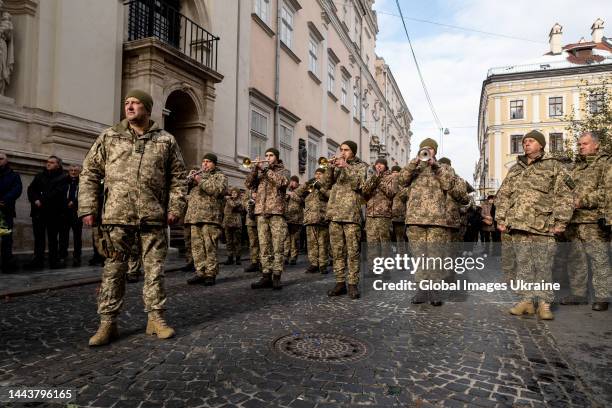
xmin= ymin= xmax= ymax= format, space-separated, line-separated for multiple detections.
xmin=509 ymin=100 xmax=524 ymax=119
xmin=327 ymin=61 xmax=336 ymax=93
xmin=353 ymin=14 xmax=360 ymax=44
xmin=510 ymin=134 xmax=524 ymax=154
xmin=280 ymin=123 xmax=293 ymax=171
xmin=308 ymin=35 xmax=319 ymax=75
xmin=250 ymin=109 xmax=268 ymax=158
xmin=588 ymin=93 xmax=604 ymax=114
xmin=548 ymin=97 xmax=563 ymax=117
xmin=280 ymin=4 xmax=294 ymax=48
xmin=549 ymin=133 xmax=563 ymax=152
xmin=307 ymin=137 xmax=320 ymax=178
xmin=341 ymin=76 xmax=348 ymax=106
xmin=254 ymin=0 xmax=270 ymax=24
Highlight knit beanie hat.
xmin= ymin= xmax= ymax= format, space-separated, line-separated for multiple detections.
xmin=419 ymin=138 xmax=438 ymax=153
xmin=375 ymin=158 xmax=388 ymax=169
xmin=522 ymin=130 xmax=546 ymax=148
xmin=125 ymin=89 xmax=153 ymax=113
xmin=438 ymin=157 xmax=451 ymax=165
xmin=202 ymin=153 xmax=218 ymax=165
xmin=391 ymin=165 xmax=401 ymax=172
xmin=265 ymin=147 xmax=280 ymax=159
xmin=341 ymin=140 xmax=358 ymax=155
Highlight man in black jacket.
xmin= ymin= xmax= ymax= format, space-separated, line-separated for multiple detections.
xmin=27 ymin=156 xmax=69 ymax=269
xmin=0 ymin=152 xmax=23 ymax=272
xmin=62 ymin=164 xmax=83 ymax=266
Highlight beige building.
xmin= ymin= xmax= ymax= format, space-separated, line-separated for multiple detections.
xmin=475 ymin=18 xmax=612 ymax=197
xmin=0 ymin=0 xmax=411 ymax=252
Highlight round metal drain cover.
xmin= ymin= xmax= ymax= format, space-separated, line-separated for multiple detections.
xmin=273 ymin=332 xmax=369 ymax=363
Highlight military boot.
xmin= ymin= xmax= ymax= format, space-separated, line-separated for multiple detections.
xmin=327 ymin=282 xmax=347 ymax=297
xmin=251 ymin=273 xmax=273 ymax=289
xmin=146 ymin=311 xmax=175 ymax=339
xmin=187 ymin=274 xmax=206 ymax=284
xmin=272 ymin=275 xmax=282 ymax=290
xmin=305 ymin=264 xmax=318 ymax=274
xmin=559 ymin=295 xmax=588 ymax=305
xmin=126 ymin=274 xmax=140 ymax=283
xmin=244 ymin=263 xmax=259 ymax=273
xmin=537 ymin=301 xmax=554 ymax=320
xmin=88 ymin=317 xmax=119 ymax=347
xmin=509 ymin=301 xmax=535 ymax=316
xmin=223 ymin=256 xmax=234 ymax=265
xmin=592 ymin=302 xmax=609 ymax=311
xmin=289 ymin=258 xmax=297 ymax=266
xmin=348 ymin=284 xmax=360 ymax=299
xmin=319 ymin=266 xmax=329 ymax=274
xmin=203 ymin=276 xmax=216 ymax=286
xmin=235 ymin=257 xmax=241 ymax=265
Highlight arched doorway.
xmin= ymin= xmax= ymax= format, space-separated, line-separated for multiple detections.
xmin=164 ymin=90 xmax=202 ymax=169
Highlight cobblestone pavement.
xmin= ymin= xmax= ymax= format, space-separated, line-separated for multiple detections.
xmin=0 ymin=254 xmax=610 ymax=407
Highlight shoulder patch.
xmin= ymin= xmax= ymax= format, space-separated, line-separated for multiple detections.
xmin=564 ymin=174 xmax=576 ymax=190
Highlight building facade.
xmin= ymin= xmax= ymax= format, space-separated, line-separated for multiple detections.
xmin=475 ymin=19 xmax=612 ymax=197
xmin=0 ymin=0 xmax=411 ymax=252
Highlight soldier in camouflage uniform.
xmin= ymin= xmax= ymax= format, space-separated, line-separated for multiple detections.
xmin=243 ymin=190 xmax=260 ymax=272
xmin=560 ymin=132 xmax=610 ymax=311
xmin=222 ymin=187 xmax=243 ymax=266
xmin=180 ymin=169 xmax=199 ymax=273
xmin=185 ymin=153 xmax=228 ymax=286
xmin=438 ymin=158 xmax=471 ymax=243
xmin=245 ymin=147 xmax=289 ymax=290
xmin=363 ymin=158 xmax=398 ymax=266
xmin=399 ymin=138 xmax=467 ymax=306
xmin=496 ymin=130 xmax=574 ymax=320
xmin=284 ymin=176 xmax=304 ymax=265
xmin=391 ymin=166 xmax=408 ymax=249
xmin=295 ymin=168 xmax=329 ymax=274
xmin=323 ymin=141 xmax=368 ymax=299
xmin=126 ymin=242 xmax=141 ymax=283
xmin=80 ymin=90 xmax=186 ymax=346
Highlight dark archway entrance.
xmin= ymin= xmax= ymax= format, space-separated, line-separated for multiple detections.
xmin=164 ymin=90 xmax=202 ymax=169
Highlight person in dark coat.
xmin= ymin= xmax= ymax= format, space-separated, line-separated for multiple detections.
xmin=0 ymin=152 xmax=23 ymax=272
xmin=61 ymin=164 xmax=83 ymax=266
xmin=26 ymin=155 xmax=69 ymax=269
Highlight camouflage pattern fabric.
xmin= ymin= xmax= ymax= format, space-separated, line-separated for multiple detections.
xmin=392 ymin=187 xmax=409 ymax=223
xmin=242 ymin=193 xmax=258 ymax=227
xmin=97 ymin=226 xmax=167 ymax=316
xmin=79 ymin=119 xmax=186 ymax=224
xmin=329 ymin=221 xmax=361 ymax=285
xmin=191 ymin=223 xmax=221 ymax=277
xmin=223 ymin=194 xmax=243 ymax=228
xmin=362 ymin=171 xmax=398 ymax=218
xmin=570 ymin=152 xmax=609 ymax=224
xmin=406 ymin=225 xmax=451 ymax=283
xmin=246 ymin=225 xmax=259 ymax=264
xmin=322 ymin=157 xmax=368 ymax=224
xmin=127 ymin=238 xmax=141 ymax=278
xmin=501 ymin=232 xmax=516 ymax=284
xmin=606 ymin=156 xmax=612 ymax=226
xmin=285 ymin=188 xmax=304 ymax=224
xmin=392 ymin=222 xmax=406 ymax=243
xmin=185 ymin=169 xmax=228 ymax=225
xmin=306 ymin=225 xmax=329 ymax=268
xmin=365 ymin=216 xmax=392 ymax=244
xmin=257 ymin=215 xmax=287 ymax=276
xmin=509 ymin=231 xmax=556 ymax=303
xmin=284 ymin=223 xmax=301 ymax=260
xmin=183 ymin=224 xmax=193 ymax=264
xmin=245 ymin=162 xmax=289 ymax=216
xmin=495 ymin=153 xmax=574 ymax=236
xmin=566 ymin=223 xmax=610 ymax=301
xmin=295 ymin=180 xmax=329 ymax=225
xmin=224 ymin=226 xmax=242 ymax=259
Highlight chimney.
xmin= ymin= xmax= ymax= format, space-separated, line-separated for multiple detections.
xmin=549 ymin=23 xmax=563 ymax=54
xmin=591 ymin=18 xmax=604 ymax=43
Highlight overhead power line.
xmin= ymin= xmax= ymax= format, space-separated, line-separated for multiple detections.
xmin=393 ymin=0 xmax=443 ymax=131
xmin=376 ymin=10 xmax=546 ymax=44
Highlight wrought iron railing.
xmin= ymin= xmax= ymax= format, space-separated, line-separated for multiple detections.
xmin=487 ymin=56 xmax=612 ymax=77
xmin=125 ymin=0 xmax=219 ymax=71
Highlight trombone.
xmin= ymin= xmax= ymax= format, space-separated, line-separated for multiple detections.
xmin=242 ymin=157 xmax=269 ymax=169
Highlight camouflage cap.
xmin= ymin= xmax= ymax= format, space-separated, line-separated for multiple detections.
xmin=522 ymin=130 xmax=546 ymax=148
xmin=438 ymin=157 xmax=451 ymax=165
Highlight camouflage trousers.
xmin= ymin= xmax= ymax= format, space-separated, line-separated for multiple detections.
xmin=510 ymin=231 xmax=556 ymax=303
xmin=97 ymin=225 xmax=168 ymax=316
xmin=392 ymin=222 xmax=406 ymax=243
xmin=366 ymin=217 xmax=392 ymax=265
xmin=284 ymin=223 xmax=302 ymax=260
xmin=190 ymin=223 xmax=221 ymax=277
xmin=566 ymin=223 xmax=610 ymax=301
xmin=257 ymin=215 xmax=287 ymax=276
xmin=406 ymin=225 xmax=452 ymax=283
xmin=127 ymin=248 xmax=141 ymax=278
xmin=306 ymin=224 xmax=329 ymax=268
xmin=184 ymin=224 xmax=193 ymax=264
xmin=246 ymin=225 xmax=259 ymax=264
xmin=329 ymin=221 xmax=361 ymax=285
xmin=224 ymin=226 xmax=242 ymax=259
xmin=501 ymin=232 xmax=516 ymax=284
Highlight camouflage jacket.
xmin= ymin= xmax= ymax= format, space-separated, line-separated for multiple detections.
xmin=79 ymin=119 xmax=186 ymax=226
xmin=295 ymin=180 xmax=329 ymax=225
xmin=362 ymin=171 xmax=398 ymax=218
xmin=398 ymin=160 xmax=457 ymax=228
xmin=496 ymin=153 xmax=574 ymax=236
xmin=245 ymin=161 xmax=289 ymax=216
xmin=392 ymin=187 xmax=409 ymax=223
xmin=184 ymin=168 xmax=228 ymax=225
xmin=242 ymin=193 xmax=257 ymax=227
xmin=223 ymin=196 xmax=243 ymax=228
xmin=570 ymin=152 xmax=610 ymax=224
xmin=606 ymin=157 xmax=612 ymax=226
xmin=480 ymin=202 xmax=495 ymax=232
xmin=444 ymin=173 xmax=470 ymax=229
xmin=323 ymin=157 xmax=368 ymax=224
xmin=285 ymin=187 xmax=304 ymax=224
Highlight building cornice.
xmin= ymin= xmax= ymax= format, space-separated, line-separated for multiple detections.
xmin=4 ymin=0 xmax=38 ymax=16
xmin=249 ymin=87 xmax=276 ymax=109
xmin=484 ymin=63 xmax=612 ymax=85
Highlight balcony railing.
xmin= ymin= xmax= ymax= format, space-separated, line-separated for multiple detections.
xmin=125 ymin=0 xmax=219 ymax=72
xmin=487 ymin=57 xmax=612 ymax=77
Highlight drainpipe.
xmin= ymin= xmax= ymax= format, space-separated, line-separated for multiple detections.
xmin=358 ymin=12 xmax=363 ymax=158
xmin=233 ymin=0 xmax=241 ymax=162
xmin=274 ymin=0 xmax=281 ymax=149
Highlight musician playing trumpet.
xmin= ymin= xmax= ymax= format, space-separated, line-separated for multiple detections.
xmin=245 ymin=148 xmax=290 ymax=290
xmin=185 ymin=153 xmax=228 ymax=286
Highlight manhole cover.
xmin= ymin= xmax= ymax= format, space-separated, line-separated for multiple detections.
xmin=272 ymin=332 xmax=369 ymax=363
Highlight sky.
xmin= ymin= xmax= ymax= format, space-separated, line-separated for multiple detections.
xmin=372 ymin=0 xmax=611 ymax=183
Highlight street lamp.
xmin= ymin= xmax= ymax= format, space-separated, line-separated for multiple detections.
xmin=440 ymin=127 xmax=449 ymax=156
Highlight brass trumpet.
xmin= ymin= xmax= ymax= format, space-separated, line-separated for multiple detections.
xmin=242 ymin=157 xmax=269 ymax=169
xmin=317 ymin=156 xmax=342 ymax=169
xmin=417 ymin=147 xmax=432 ymax=162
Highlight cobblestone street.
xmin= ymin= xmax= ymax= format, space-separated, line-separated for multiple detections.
xmin=1 ymin=256 xmax=610 ymax=408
